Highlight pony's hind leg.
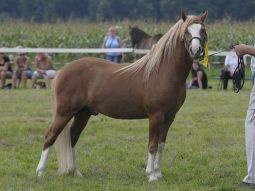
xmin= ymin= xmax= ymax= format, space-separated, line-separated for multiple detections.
xmin=55 ymin=107 xmax=91 ymax=176
xmin=36 ymin=113 xmax=73 ymax=177
xmin=70 ymin=108 xmax=92 ymax=147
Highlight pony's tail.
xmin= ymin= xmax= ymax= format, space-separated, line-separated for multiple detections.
xmin=55 ymin=124 xmax=75 ymax=174
xmin=52 ymin=73 xmax=77 ymax=175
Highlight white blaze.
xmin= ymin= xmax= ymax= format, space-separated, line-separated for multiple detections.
xmin=187 ymin=23 xmax=202 ymax=55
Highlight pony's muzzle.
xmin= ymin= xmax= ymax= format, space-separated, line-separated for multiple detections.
xmin=189 ymin=45 xmax=203 ymax=60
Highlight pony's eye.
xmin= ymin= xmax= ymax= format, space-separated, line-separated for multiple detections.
xmin=200 ymin=28 xmax=206 ymax=34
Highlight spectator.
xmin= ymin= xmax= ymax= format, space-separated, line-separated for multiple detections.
xmin=0 ymin=53 xmax=12 ymax=89
xmin=12 ymin=53 xmax=32 ymax=89
xmin=31 ymin=53 xmax=57 ymax=89
xmin=221 ymin=51 xmax=246 ymax=90
xmin=102 ymin=26 xmax=124 ymax=63
xmin=187 ymin=62 xmax=208 ymax=89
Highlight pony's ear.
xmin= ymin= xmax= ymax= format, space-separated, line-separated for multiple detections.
xmin=181 ymin=11 xmax=187 ymax=21
xmin=200 ymin=10 xmax=208 ymax=23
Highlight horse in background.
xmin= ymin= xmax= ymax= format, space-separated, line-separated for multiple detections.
xmin=36 ymin=11 xmax=208 ymax=182
xmin=129 ymin=26 xmax=163 ymax=57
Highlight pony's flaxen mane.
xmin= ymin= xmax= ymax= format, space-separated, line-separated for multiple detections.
xmin=116 ymin=15 xmax=203 ymax=82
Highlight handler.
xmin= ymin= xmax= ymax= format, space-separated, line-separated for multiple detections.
xmin=234 ymin=44 xmax=255 ymax=189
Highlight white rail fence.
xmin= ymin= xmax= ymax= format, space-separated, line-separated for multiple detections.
xmin=0 ymin=48 xmax=250 ymax=66
xmin=0 ymin=47 xmax=234 ymax=56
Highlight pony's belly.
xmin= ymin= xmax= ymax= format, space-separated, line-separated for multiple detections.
xmin=97 ymin=104 xmax=147 ymax=119
xmin=103 ymin=112 xmax=147 ymax=120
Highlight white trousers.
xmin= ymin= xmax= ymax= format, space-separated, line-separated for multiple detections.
xmin=33 ymin=70 xmax=57 ymax=79
xmin=243 ymin=84 xmax=255 ymax=183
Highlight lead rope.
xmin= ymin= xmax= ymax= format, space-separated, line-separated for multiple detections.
xmin=233 ymin=56 xmax=245 ymax=93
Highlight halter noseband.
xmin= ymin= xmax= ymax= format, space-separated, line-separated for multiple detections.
xmin=188 ymin=36 xmax=201 ymax=44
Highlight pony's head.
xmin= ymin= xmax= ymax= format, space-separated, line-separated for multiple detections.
xmin=129 ymin=26 xmax=149 ymax=48
xmin=182 ymin=11 xmax=208 ymax=60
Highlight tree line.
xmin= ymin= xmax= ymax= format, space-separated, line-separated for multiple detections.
xmin=0 ymin=0 xmax=255 ymax=22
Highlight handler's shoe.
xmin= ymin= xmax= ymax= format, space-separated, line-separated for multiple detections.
xmin=238 ymin=181 xmax=255 ymax=189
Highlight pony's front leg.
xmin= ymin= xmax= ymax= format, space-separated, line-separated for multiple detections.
xmin=153 ymin=143 xmax=165 ymax=178
xmin=146 ymin=113 xmax=164 ymax=182
xmin=153 ymin=116 xmax=175 ymax=180
xmin=146 ymin=151 xmax=157 ymax=182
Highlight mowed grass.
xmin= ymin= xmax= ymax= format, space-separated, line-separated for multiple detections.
xmin=0 ymin=79 xmax=252 ymax=191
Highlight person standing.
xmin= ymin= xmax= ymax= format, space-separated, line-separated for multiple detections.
xmin=234 ymin=44 xmax=255 ymax=189
xmin=102 ymin=26 xmax=124 ymax=63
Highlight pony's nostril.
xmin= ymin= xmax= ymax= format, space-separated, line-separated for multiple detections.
xmin=196 ymin=46 xmax=203 ymax=56
xmin=189 ymin=47 xmax=193 ymax=54
xmin=199 ymin=46 xmax=203 ymax=53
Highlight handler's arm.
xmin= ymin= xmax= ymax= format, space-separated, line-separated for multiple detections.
xmin=234 ymin=44 xmax=255 ymax=57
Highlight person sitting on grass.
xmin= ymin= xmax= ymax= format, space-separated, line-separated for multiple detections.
xmin=12 ymin=53 xmax=33 ymax=89
xmin=31 ymin=53 xmax=57 ymax=89
xmin=187 ymin=62 xmax=208 ymax=89
xmin=0 ymin=53 xmax=12 ymax=89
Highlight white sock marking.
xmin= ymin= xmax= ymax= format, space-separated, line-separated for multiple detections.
xmin=36 ymin=148 xmax=50 ymax=177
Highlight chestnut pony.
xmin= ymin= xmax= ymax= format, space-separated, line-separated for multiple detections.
xmin=36 ymin=11 xmax=208 ymax=182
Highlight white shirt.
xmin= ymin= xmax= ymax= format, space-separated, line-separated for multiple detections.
xmin=251 ymin=56 xmax=255 ymax=73
xmin=224 ymin=52 xmax=246 ymax=76
xmin=251 ymin=44 xmax=255 ymax=73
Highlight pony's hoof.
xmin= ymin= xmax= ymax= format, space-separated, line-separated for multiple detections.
xmin=37 ymin=170 xmax=44 ymax=177
xmin=148 ymin=174 xmax=158 ymax=182
xmin=154 ymin=170 xmax=162 ymax=178
xmin=74 ymin=169 xmax=83 ymax=177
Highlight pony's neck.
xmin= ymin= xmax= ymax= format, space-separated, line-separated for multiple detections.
xmin=162 ymin=40 xmax=193 ymax=83
xmin=133 ymin=30 xmax=150 ymax=44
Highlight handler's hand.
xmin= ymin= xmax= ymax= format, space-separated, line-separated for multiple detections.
xmin=233 ymin=44 xmax=249 ymax=56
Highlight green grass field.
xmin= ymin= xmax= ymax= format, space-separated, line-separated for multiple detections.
xmin=1 ymin=18 xmax=255 ymax=190
xmin=0 ymin=77 xmax=253 ymax=191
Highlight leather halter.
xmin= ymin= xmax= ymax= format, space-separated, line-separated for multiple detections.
xmin=185 ymin=36 xmax=206 ymax=60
